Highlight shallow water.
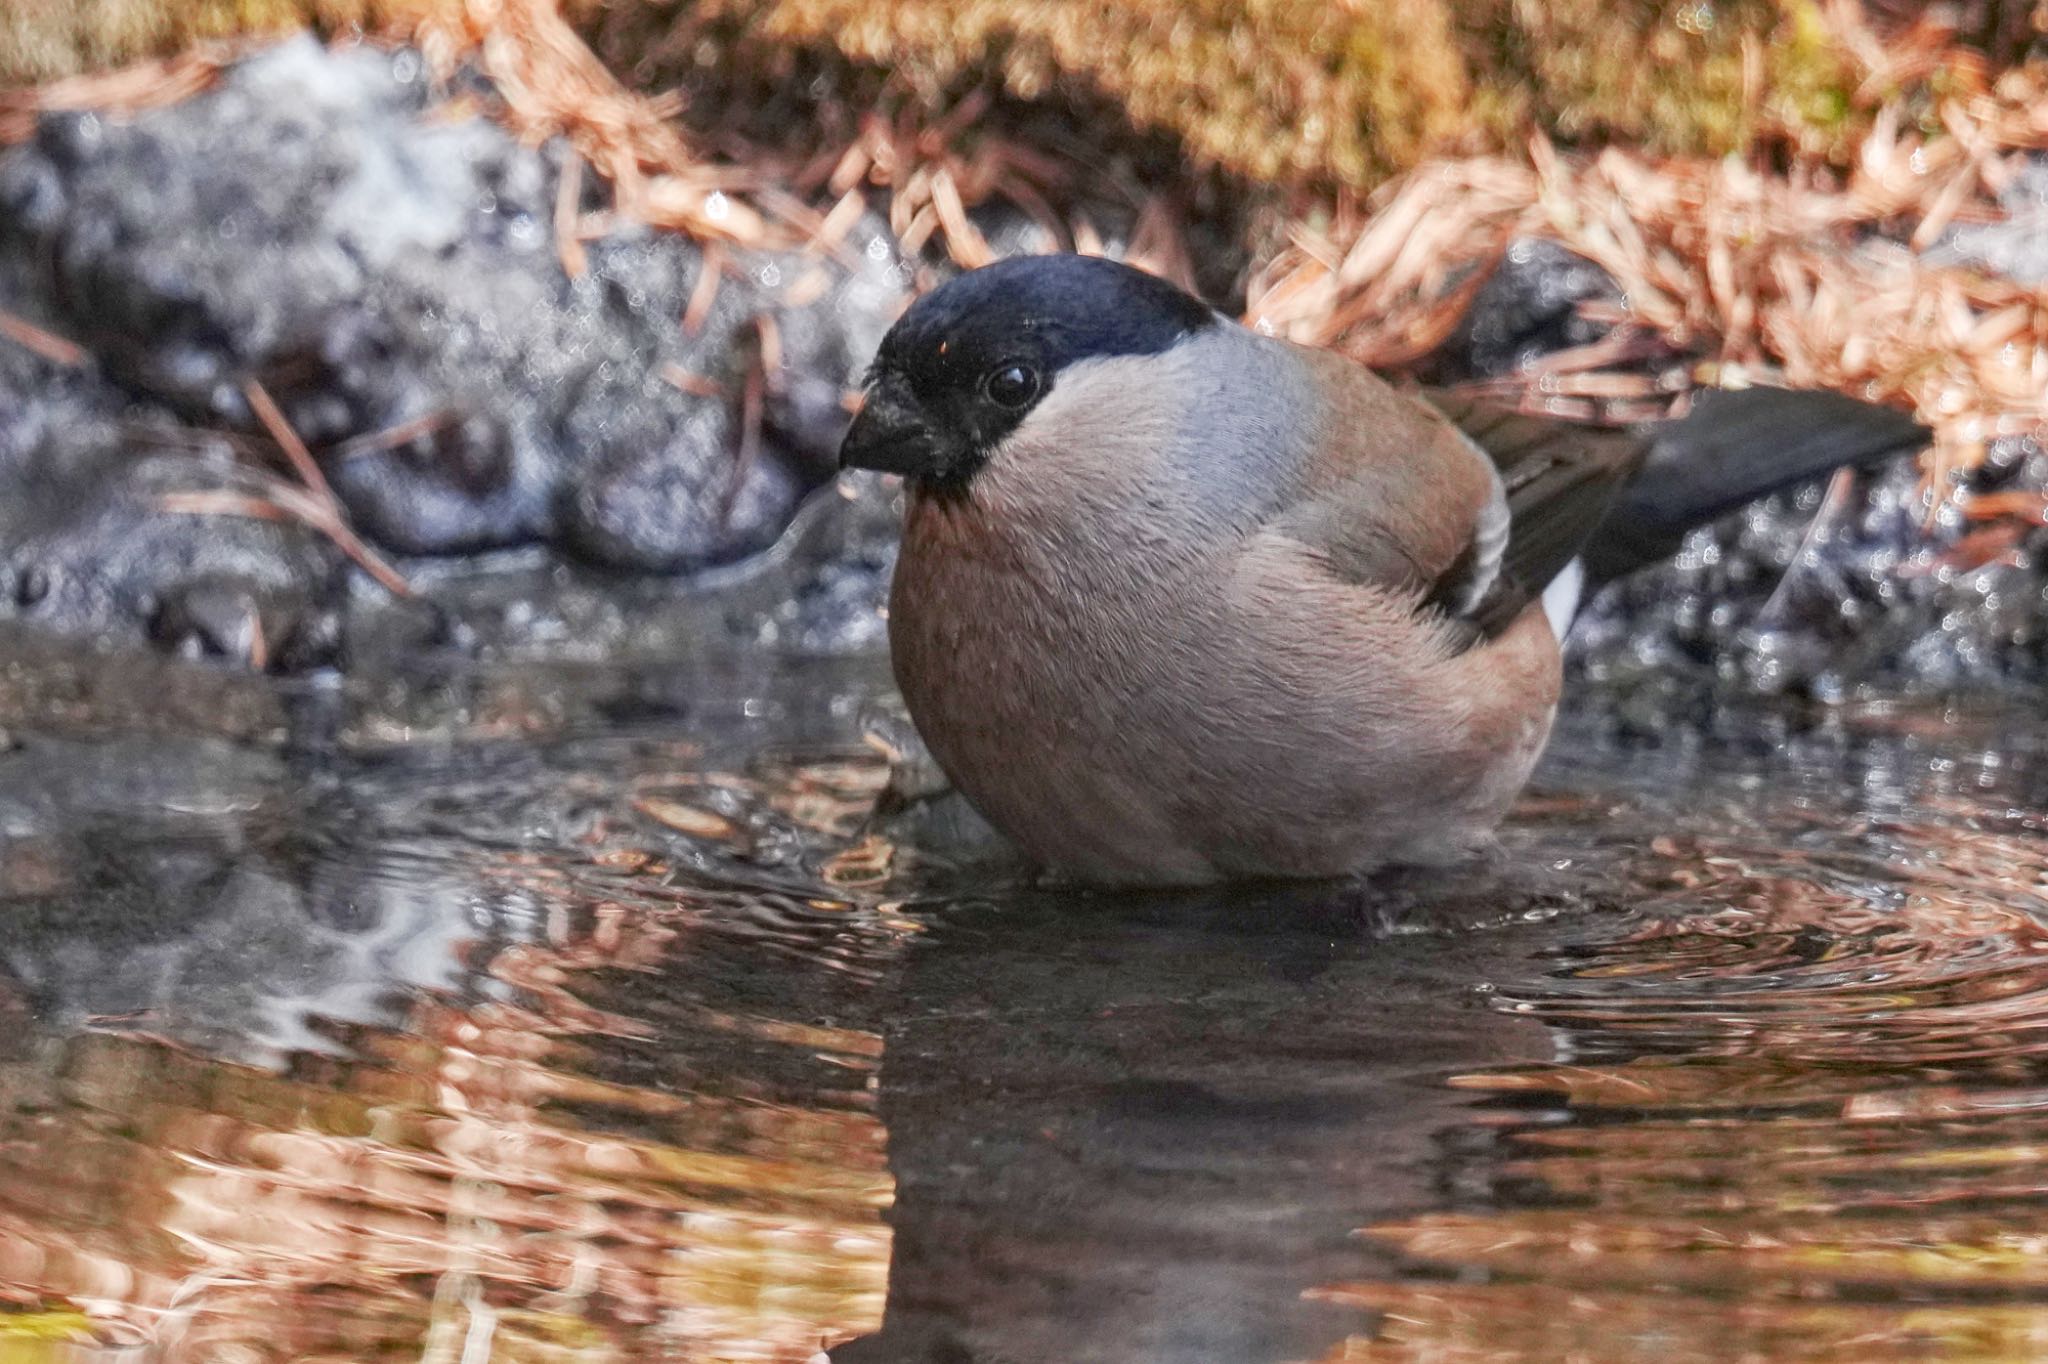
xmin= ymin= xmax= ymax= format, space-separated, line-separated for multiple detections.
xmin=2 ymin=659 xmax=2046 ymax=1363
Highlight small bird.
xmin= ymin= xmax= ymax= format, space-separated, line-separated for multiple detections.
xmin=839 ymin=254 xmax=1926 ymax=886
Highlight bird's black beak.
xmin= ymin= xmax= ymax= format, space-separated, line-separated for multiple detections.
xmin=839 ymin=376 xmax=939 ymax=477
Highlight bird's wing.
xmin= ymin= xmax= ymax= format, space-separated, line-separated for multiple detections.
xmin=1266 ymin=346 xmax=1646 ymax=646
xmin=1418 ymin=389 xmax=1648 ymax=639
xmin=1264 ymin=348 xmax=1505 ymax=609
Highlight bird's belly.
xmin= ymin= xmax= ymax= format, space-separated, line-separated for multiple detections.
xmin=907 ymin=668 xmax=1546 ymax=885
xmin=888 ymin=541 xmax=1560 ymax=886
xmin=889 ymin=589 xmax=1222 ymax=883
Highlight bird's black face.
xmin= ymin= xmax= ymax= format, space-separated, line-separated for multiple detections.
xmin=839 ymin=254 xmax=1217 ymax=490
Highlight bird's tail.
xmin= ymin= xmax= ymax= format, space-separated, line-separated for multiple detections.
xmin=1581 ymin=387 xmax=1930 ymax=585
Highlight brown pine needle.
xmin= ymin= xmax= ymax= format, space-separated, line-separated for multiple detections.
xmin=753 ymin=311 xmax=783 ymax=383
xmin=721 ymin=354 xmax=767 ymax=530
xmin=1966 ymin=491 xmax=2048 ymax=524
xmin=0 ymin=46 xmax=228 ymax=144
xmin=161 ymin=485 xmax=415 ymax=599
xmin=555 ymin=152 xmax=589 ymax=279
xmin=812 ymin=188 xmax=869 ymax=258
xmin=416 ymin=0 xmax=770 ymax=247
xmin=276 ymin=489 xmax=415 ymax=600
xmin=240 ymin=379 xmax=337 ymax=508
xmin=330 ymin=410 xmax=456 ymax=460
xmin=157 ymin=490 xmax=291 ymax=523
xmin=245 ymin=611 xmax=269 ymax=671
xmin=659 ymin=364 xmax=727 ymax=399
xmin=0 ymin=310 xmax=87 ymax=367
xmin=682 ymin=244 xmax=725 ymax=337
xmin=928 ymin=169 xmax=992 ymax=268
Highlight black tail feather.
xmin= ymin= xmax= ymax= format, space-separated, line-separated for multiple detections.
xmin=1583 ymin=387 xmax=1929 ymax=586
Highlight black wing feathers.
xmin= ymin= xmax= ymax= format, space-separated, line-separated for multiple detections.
xmin=1583 ymin=387 xmax=1928 ymax=582
xmin=1419 ymin=390 xmax=1647 ymax=640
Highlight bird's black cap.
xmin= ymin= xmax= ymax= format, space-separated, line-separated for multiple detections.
xmin=840 ymin=254 xmax=1217 ymax=487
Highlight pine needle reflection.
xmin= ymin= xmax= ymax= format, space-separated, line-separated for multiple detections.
xmin=0 ymin=724 xmax=903 ymax=1363
xmin=7 ymin=684 xmax=2048 ymax=1362
xmin=1336 ymin=714 xmax=2048 ymax=1361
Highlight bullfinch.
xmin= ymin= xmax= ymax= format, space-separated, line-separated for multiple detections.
xmin=838 ymin=253 xmax=1927 ymax=885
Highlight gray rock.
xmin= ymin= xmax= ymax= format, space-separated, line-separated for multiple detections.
xmin=1926 ymin=153 xmax=2048 ymax=285
xmin=1569 ymin=447 xmax=2048 ymax=706
xmin=0 ymin=35 xmax=908 ymax=668
xmin=1 ymin=37 xmax=2040 ymax=699
xmin=1425 ymin=235 xmax=2047 ymax=701
xmin=1425 ymin=238 xmax=1621 ymax=382
xmin=0 ymin=334 xmax=347 ymax=666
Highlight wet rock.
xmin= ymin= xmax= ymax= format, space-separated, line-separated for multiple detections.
xmin=0 ymin=34 xmax=907 ymax=669
xmin=1 ymin=36 xmax=2039 ymax=700
xmin=1569 ymin=448 xmax=2048 ymax=705
xmin=0 ymin=315 xmax=348 ymax=665
xmin=1926 ymin=153 xmax=2048 ymax=285
xmin=1424 ymin=238 xmax=1621 ymax=383
xmin=1421 ymin=235 xmax=2047 ymax=700
xmin=338 ymin=473 xmax=898 ymax=670
xmin=559 ymin=394 xmax=800 ymax=572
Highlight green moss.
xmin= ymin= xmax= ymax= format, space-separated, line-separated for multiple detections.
xmin=0 ymin=1307 xmax=96 ymax=1346
xmin=0 ymin=0 xmax=1892 ymax=189
xmin=1766 ymin=0 xmax=1864 ymax=150
xmin=0 ymin=0 xmax=442 ymax=88
xmin=1450 ymin=0 xmax=1859 ymax=157
xmin=580 ymin=0 xmax=1880 ymax=189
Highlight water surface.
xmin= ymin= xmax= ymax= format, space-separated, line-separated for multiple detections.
xmin=2 ymin=661 xmax=2046 ymax=1362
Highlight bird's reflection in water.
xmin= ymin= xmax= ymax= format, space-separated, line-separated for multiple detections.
xmin=834 ymin=876 xmax=1566 ymax=1364
xmin=838 ymin=704 xmax=2048 ymax=1364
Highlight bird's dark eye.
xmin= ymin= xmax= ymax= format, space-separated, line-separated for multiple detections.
xmin=983 ymin=363 xmax=1041 ymax=410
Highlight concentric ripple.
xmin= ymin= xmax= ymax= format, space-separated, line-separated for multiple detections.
xmin=1336 ymin=705 xmax=2048 ymax=1363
